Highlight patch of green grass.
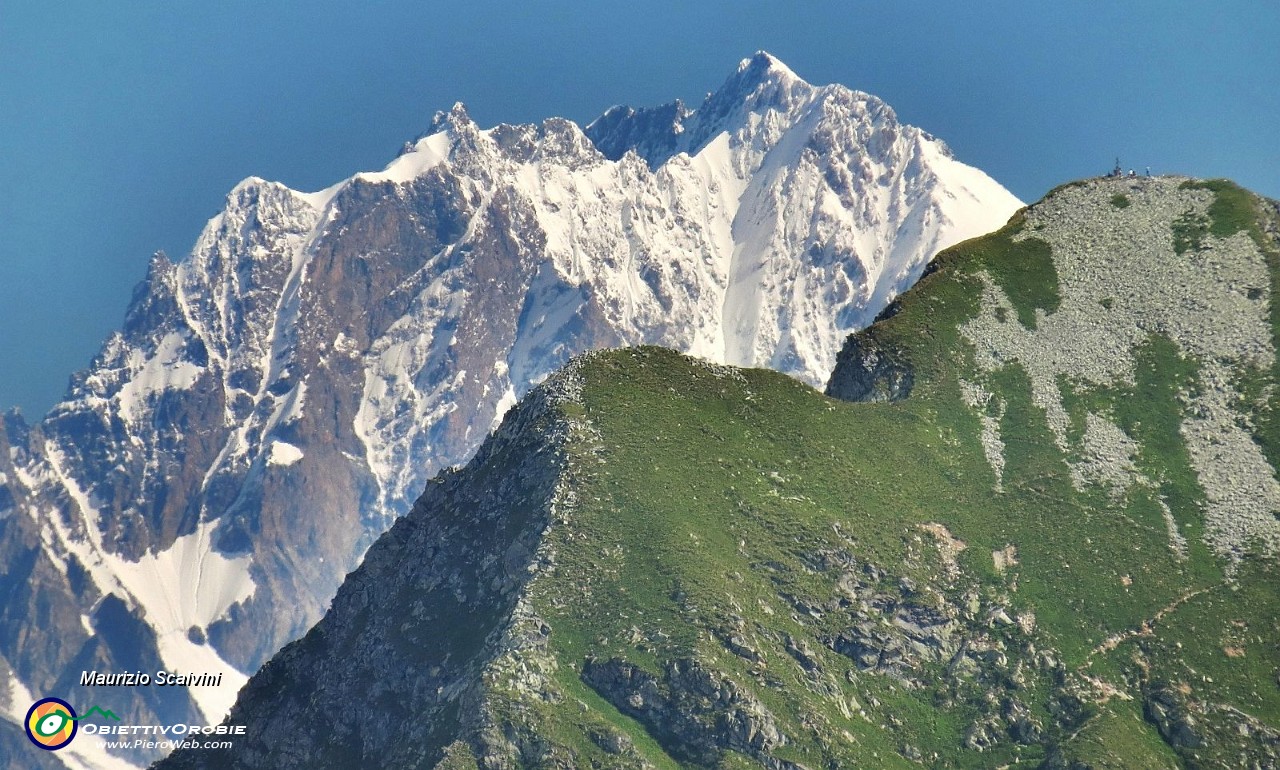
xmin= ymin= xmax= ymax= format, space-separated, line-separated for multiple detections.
xmin=1096 ymin=556 xmax=1280 ymax=767
xmin=1175 ymin=179 xmax=1275 ymax=260
xmin=1134 ymin=556 xmax=1280 ymax=728
xmin=1057 ymin=700 xmax=1179 ymax=769
xmin=977 ymin=359 xmax=1209 ymax=665
xmin=1110 ymin=193 xmax=1131 ymax=209
xmin=1058 ymin=337 xmax=1220 ymax=578
xmin=1172 ymin=210 xmax=1209 ymax=255
xmin=936 ymin=215 xmax=1060 ymax=330
xmin=1181 ymin=179 xmax=1262 ymax=239
xmin=532 ymin=667 xmax=686 ymax=770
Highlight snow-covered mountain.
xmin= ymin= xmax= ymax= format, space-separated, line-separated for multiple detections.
xmin=0 ymin=52 xmax=1020 ymax=765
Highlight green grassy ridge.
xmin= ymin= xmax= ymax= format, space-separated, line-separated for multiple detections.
xmin=528 ymin=350 xmax=983 ymax=766
xmin=1181 ymin=179 xmax=1266 ymax=241
xmin=517 ymin=346 xmax=1169 ymax=765
xmin=909 ymin=209 xmax=1061 ymax=333
xmin=487 ymin=179 xmax=1279 ymax=767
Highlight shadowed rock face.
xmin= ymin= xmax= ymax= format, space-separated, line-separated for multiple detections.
xmin=824 ymin=331 xmax=914 ymax=403
xmin=581 ymin=658 xmax=790 ymax=767
xmin=0 ymin=53 xmax=1020 ymax=765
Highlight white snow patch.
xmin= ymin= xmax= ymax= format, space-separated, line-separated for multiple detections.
xmin=268 ymin=381 xmax=307 ymax=430
xmin=357 ymin=132 xmax=451 ymax=185
xmin=108 ymin=523 xmax=255 ymax=634
xmin=267 ymin=440 xmax=304 ymax=467
xmin=40 ymin=445 xmax=252 ymax=723
xmin=491 ymin=384 xmax=518 ymax=430
xmin=102 ymin=522 xmax=253 ymax=722
xmin=4 ymin=671 xmax=33 ymax=722
xmin=294 ymin=179 xmax=346 ymax=212
xmin=152 ymin=628 xmax=247 ymax=722
xmin=115 ymin=333 xmax=203 ymax=423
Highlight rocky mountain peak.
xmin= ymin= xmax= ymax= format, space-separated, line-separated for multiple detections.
xmin=0 ymin=56 xmax=1020 ymax=767
xmin=738 ymin=49 xmax=798 ymax=80
xmin=585 ymin=51 xmax=818 ymax=168
xmin=431 ymin=101 xmax=476 ymax=134
xmin=709 ymin=49 xmax=809 ymax=112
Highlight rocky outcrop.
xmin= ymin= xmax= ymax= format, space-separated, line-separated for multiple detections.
xmin=824 ymin=332 xmax=913 ymax=403
xmin=582 ymin=658 xmax=791 ymax=768
xmin=1144 ymin=684 xmax=1203 ymax=750
xmin=1143 ymin=684 xmax=1280 ymax=768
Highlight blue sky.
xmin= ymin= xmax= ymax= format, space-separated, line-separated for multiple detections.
xmin=2 ymin=1 xmax=1277 ymax=417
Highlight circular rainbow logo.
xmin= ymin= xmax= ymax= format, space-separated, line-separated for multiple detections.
xmin=25 ymin=698 xmax=77 ymax=751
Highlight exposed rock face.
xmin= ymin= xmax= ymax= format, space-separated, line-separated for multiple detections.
xmin=582 ymin=658 xmax=789 ymax=767
xmin=0 ymin=54 xmax=1020 ymax=764
xmin=824 ymin=331 xmax=914 ymax=403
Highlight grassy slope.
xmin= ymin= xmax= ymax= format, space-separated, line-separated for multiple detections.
xmin=492 ymin=181 xmax=1279 ymax=768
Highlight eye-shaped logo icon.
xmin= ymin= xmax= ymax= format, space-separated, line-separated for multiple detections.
xmin=25 ymin=698 xmax=78 ymax=750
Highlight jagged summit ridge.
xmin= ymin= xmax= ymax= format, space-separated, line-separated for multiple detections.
xmin=586 ymin=50 xmax=881 ymax=168
xmin=0 ymin=54 xmax=1020 ymax=765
